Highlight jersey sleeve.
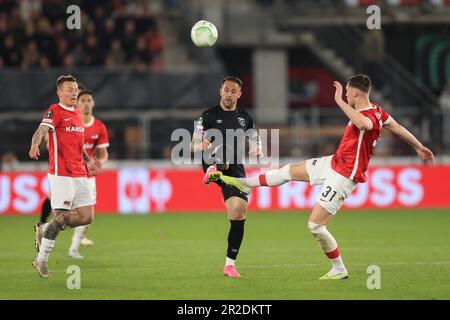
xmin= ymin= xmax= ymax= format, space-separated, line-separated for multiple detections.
xmin=360 ymin=110 xmax=378 ymax=130
xmin=246 ymin=112 xmax=256 ymax=130
xmin=380 ymin=107 xmax=391 ymax=125
xmin=195 ymin=111 xmax=212 ymax=136
xmin=40 ymin=105 xmax=59 ymax=130
xmin=95 ymin=122 xmax=110 ymax=149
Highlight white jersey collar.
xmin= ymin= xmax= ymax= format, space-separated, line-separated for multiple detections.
xmin=84 ymin=116 xmax=95 ymax=127
xmin=58 ymin=103 xmax=75 ymax=111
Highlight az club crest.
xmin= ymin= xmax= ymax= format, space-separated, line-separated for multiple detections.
xmin=238 ymin=117 xmax=246 ymax=127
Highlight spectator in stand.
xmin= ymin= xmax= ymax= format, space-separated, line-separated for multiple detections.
xmin=0 ymin=0 xmax=164 ymax=70
xmin=106 ymin=39 xmax=126 ymax=67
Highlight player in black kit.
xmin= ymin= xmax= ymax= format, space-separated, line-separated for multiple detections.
xmin=191 ymin=76 xmax=262 ymax=278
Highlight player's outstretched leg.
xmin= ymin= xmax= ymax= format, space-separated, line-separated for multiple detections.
xmin=308 ymin=204 xmax=348 ymax=280
xmin=213 ymin=162 xmax=310 ymax=191
xmin=223 ymin=197 xmax=247 ymax=278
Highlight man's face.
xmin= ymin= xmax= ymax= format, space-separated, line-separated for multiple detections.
xmin=57 ymin=81 xmax=78 ymax=107
xmin=77 ymin=94 xmax=95 ymax=115
xmin=220 ymin=81 xmax=242 ymax=109
xmin=345 ymin=84 xmax=357 ymax=108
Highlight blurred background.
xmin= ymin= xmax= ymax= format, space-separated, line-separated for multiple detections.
xmin=1 ymin=0 xmax=449 ymax=213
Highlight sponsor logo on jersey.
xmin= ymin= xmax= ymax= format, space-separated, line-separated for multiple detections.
xmin=91 ymin=134 xmax=99 ymax=139
xmin=66 ymin=126 xmax=85 ymax=133
xmin=64 ymin=200 xmax=71 ymax=206
xmin=238 ymin=117 xmax=246 ymax=127
xmin=216 ymin=119 xmax=223 ymax=124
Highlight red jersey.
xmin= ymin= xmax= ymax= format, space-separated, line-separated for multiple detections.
xmin=40 ymin=103 xmax=87 ymax=177
xmin=331 ymin=103 xmax=391 ymax=183
xmin=83 ymin=117 xmax=109 ymax=158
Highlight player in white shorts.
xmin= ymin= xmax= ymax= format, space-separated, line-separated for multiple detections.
xmin=207 ymin=74 xmax=434 ymax=280
xmin=29 ymin=75 xmax=99 ymax=278
xmin=37 ymin=89 xmax=109 ymax=258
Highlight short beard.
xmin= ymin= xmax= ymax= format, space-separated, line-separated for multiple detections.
xmin=222 ymin=101 xmax=234 ymax=109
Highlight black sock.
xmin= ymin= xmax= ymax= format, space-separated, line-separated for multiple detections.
xmin=227 ymin=219 xmax=246 ymax=260
xmin=39 ymin=197 xmax=52 ymax=224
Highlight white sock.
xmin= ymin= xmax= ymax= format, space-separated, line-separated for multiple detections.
xmin=69 ymin=225 xmax=88 ymax=252
xmin=308 ymin=222 xmax=347 ymax=272
xmin=330 ymin=256 xmax=346 ymax=272
xmin=225 ymin=257 xmax=235 ymax=266
xmin=242 ymin=164 xmax=292 ymax=187
xmin=37 ymin=238 xmax=55 ymax=262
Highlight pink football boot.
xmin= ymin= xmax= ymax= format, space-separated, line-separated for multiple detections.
xmin=202 ymin=165 xmax=222 ymax=184
xmin=223 ymin=265 xmax=241 ymax=278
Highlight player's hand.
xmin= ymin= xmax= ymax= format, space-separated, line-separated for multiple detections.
xmin=86 ymin=159 xmax=99 ymax=176
xmin=29 ymin=144 xmax=40 ymax=160
xmin=200 ymin=139 xmax=212 ymax=151
xmin=249 ymin=146 xmax=264 ymax=158
xmin=416 ymin=145 xmax=434 ymax=164
xmin=333 ymin=81 xmax=344 ymax=103
xmin=94 ymin=159 xmax=103 ymax=171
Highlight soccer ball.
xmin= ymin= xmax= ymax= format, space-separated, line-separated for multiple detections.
xmin=190 ymin=20 xmax=218 ymax=48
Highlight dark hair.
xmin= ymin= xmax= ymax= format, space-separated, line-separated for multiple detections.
xmin=56 ymin=74 xmax=77 ymax=89
xmin=347 ymin=74 xmax=371 ymax=93
xmin=78 ymin=90 xmax=93 ymax=100
xmin=222 ymin=76 xmax=242 ymax=88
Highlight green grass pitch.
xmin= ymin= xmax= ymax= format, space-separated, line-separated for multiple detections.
xmin=1 ymin=210 xmax=449 ymax=300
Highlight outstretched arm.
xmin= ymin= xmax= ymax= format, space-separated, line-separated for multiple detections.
xmin=334 ymin=81 xmax=373 ymax=130
xmin=29 ymin=125 xmax=50 ymax=160
xmin=383 ymin=117 xmax=434 ymax=163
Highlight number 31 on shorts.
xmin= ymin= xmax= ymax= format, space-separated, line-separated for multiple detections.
xmin=321 ymin=186 xmax=337 ymax=201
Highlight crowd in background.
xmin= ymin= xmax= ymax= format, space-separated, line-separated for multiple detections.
xmin=0 ymin=0 xmax=164 ymax=70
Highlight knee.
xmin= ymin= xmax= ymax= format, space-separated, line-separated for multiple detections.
xmin=308 ymin=221 xmax=324 ymax=236
xmin=289 ymin=162 xmax=308 ymax=181
xmin=228 ymin=205 xmax=246 ymax=220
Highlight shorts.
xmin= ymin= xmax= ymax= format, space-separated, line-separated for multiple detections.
xmin=305 ymin=155 xmax=356 ymax=215
xmin=219 ymin=181 xmax=249 ymax=202
xmin=203 ymin=163 xmax=248 ymax=202
xmin=48 ymin=174 xmax=95 ymax=210
xmin=88 ymin=177 xmax=97 ymax=204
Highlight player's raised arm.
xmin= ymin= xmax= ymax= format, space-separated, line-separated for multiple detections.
xmin=29 ymin=125 xmax=50 ymax=160
xmin=333 ymin=81 xmax=373 ymax=131
xmin=383 ymin=117 xmax=434 ymax=163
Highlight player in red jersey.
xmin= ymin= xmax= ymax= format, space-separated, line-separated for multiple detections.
xmin=67 ymin=89 xmax=109 ymax=258
xmin=37 ymin=90 xmax=109 ymax=259
xmin=207 ymin=74 xmax=434 ymax=280
xmin=29 ymin=75 xmax=99 ymax=278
